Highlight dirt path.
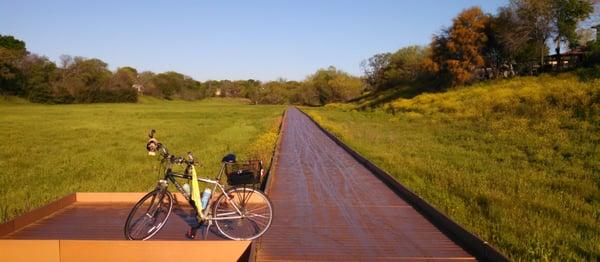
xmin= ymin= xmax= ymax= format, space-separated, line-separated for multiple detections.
xmin=255 ymin=107 xmax=472 ymax=261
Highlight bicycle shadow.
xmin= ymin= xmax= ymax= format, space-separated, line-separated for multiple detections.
xmin=171 ymin=195 xmax=226 ymax=240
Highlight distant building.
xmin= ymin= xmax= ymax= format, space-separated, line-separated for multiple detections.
xmin=132 ymin=84 xmax=144 ymax=93
xmin=593 ymin=24 xmax=600 ymax=40
xmin=215 ymin=88 xmax=222 ymax=97
xmin=545 ymin=47 xmax=586 ymax=69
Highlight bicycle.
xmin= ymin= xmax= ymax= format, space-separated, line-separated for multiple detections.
xmin=123 ymin=130 xmax=274 ymax=241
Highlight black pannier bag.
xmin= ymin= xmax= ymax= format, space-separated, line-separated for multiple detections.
xmin=226 ymin=160 xmax=263 ymax=186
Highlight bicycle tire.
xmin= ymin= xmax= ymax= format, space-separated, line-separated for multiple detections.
xmin=124 ymin=189 xmax=173 ymax=240
xmin=213 ymin=187 xmax=273 ymax=240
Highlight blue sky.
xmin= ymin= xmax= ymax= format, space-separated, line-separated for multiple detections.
xmin=0 ymin=0 xmax=508 ymax=81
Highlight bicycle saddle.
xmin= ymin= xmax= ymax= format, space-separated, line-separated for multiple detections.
xmin=222 ymin=154 xmax=236 ymax=163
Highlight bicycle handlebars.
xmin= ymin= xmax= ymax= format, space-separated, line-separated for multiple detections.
xmin=147 ymin=129 xmax=195 ymax=166
xmin=169 ymin=154 xmax=194 ymax=165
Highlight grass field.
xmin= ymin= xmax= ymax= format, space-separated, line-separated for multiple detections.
xmin=0 ymin=96 xmax=284 ymax=223
xmin=303 ymin=73 xmax=599 ymax=261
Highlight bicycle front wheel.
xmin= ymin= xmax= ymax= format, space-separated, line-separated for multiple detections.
xmin=213 ymin=187 xmax=273 ymax=240
xmin=124 ymin=189 xmax=173 ymax=240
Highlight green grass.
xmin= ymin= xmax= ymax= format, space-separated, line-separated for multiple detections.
xmin=302 ymin=73 xmax=599 ymax=261
xmin=0 ymin=97 xmax=284 ymax=223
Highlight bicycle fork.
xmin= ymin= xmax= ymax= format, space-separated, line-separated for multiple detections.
xmin=143 ymin=180 xmax=169 ymax=234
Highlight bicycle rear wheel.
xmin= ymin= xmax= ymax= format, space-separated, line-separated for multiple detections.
xmin=124 ymin=189 xmax=173 ymax=240
xmin=213 ymin=187 xmax=273 ymax=240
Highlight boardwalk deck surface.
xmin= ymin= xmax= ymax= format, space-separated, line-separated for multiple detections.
xmin=1 ymin=201 xmax=222 ymax=240
xmin=255 ymin=108 xmax=473 ymax=261
xmin=0 ymin=194 xmax=253 ymax=262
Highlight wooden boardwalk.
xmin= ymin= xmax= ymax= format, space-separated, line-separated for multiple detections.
xmin=0 ymin=193 xmax=252 ymax=261
xmin=255 ymin=108 xmax=473 ymax=261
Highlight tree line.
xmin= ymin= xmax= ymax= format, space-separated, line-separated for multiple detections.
xmin=1 ymin=0 xmax=598 ymax=104
xmin=363 ymin=0 xmax=599 ymax=91
xmin=0 ymin=35 xmax=363 ymax=105
xmin=0 ymin=38 xmax=141 ymax=103
xmin=201 ymin=66 xmax=363 ymax=105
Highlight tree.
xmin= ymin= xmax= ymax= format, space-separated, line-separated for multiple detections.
xmin=424 ymin=7 xmax=490 ymax=87
xmin=361 ymin=53 xmax=391 ymax=90
xmin=283 ymin=81 xmax=304 ymax=104
xmin=111 ymin=67 xmax=137 ymax=89
xmin=203 ymin=80 xmax=221 ymax=97
xmin=387 ymin=46 xmax=429 ymax=84
xmin=71 ymin=57 xmax=112 ymax=102
xmin=305 ymin=66 xmax=364 ymax=104
xmin=300 ymin=82 xmax=320 ymax=106
xmin=509 ymin=0 xmax=555 ymax=66
xmin=239 ymin=79 xmax=262 ymax=104
xmin=576 ymin=28 xmax=595 ymax=46
xmin=220 ymin=80 xmax=240 ymax=97
xmin=581 ymin=0 xmax=600 ymax=28
xmin=152 ymin=71 xmax=184 ymax=99
xmin=0 ymin=35 xmax=27 ymax=95
xmin=584 ymin=37 xmax=600 ymax=65
xmin=107 ymin=67 xmax=138 ymax=102
xmin=18 ymin=54 xmax=57 ymax=102
xmin=509 ymin=0 xmax=595 ymax=67
xmin=51 ymin=56 xmax=113 ymax=103
xmin=257 ymin=80 xmax=289 ymax=104
xmin=362 ymin=46 xmax=429 ymax=90
xmin=152 ymin=71 xmax=203 ymax=100
xmin=552 ymin=0 xmax=594 ymax=67
xmin=252 ymin=79 xmax=305 ymax=105
xmin=486 ymin=6 xmax=544 ymax=76
xmin=137 ymin=71 xmax=160 ymax=97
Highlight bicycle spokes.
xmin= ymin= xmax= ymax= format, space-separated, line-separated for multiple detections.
xmin=124 ymin=190 xmax=173 ymax=240
xmin=212 ymin=187 xmax=273 ymax=240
